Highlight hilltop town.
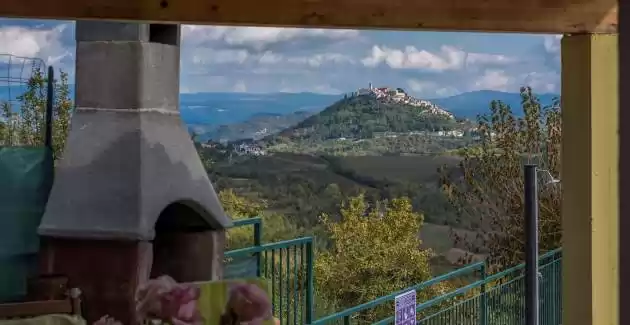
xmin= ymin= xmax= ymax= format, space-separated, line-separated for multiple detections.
xmin=355 ymin=83 xmax=454 ymax=119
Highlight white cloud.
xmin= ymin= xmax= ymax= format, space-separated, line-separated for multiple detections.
xmin=186 ymin=47 xmax=354 ymax=70
xmin=182 ymin=25 xmax=359 ymax=51
xmin=470 ymin=70 xmax=512 ymax=92
xmin=232 ymin=80 xmax=247 ymax=92
xmin=520 ymin=71 xmax=560 ymax=93
xmin=0 ymin=24 xmax=71 ymax=66
xmin=362 ymin=45 xmax=462 ymax=71
xmin=362 ymin=45 xmax=516 ymax=72
xmin=279 ymin=82 xmax=342 ymax=94
xmin=0 ymin=20 xmax=561 ymax=96
xmin=191 ymin=48 xmax=249 ymax=65
xmin=258 ymin=51 xmax=283 ymax=64
xmin=407 ymin=79 xmax=438 ymax=91
xmin=286 ymin=53 xmax=355 ymax=67
xmin=543 ymin=35 xmax=562 ymax=55
xmin=466 ymin=52 xmax=517 ymax=66
xmin=540 ymin=34 xmax=562 ymax=72
xmin=407 ymin=79 xmax=458 ymax=98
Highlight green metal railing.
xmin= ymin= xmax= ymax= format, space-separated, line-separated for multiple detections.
xmin=225 ymin=217 xmax=263 ymax=277
xmin=225 ymin=218 xmax=315 ymax=325
xmin=313 ymin=249 xmax=562 ymax=325
xmin=224 ymin=218 xmax=561 ymax=325
xmin=311 ymin=261 xmax=485 ymax=325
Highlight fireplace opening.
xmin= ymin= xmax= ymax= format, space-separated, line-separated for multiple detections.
xmin=154 ymin=200 xmax=211 ymax=233
xmin=150 ymin=201 xmax=224 ymax=282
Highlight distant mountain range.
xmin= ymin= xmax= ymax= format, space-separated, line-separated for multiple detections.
xmin=1 ymin=84 xmax=559 ymax=127
xmin=196 ymin=111 xmax=315 ymax=142
xmin=429 ymin=90 xmax=559 ymax=118
xmin=180 ymin=92 xmax=341 ymax=127
xmin=1 ymin=85 xmax=340 ymax=128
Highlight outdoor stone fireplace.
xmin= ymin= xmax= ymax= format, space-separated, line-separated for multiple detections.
xmin=35 ymin=22 xmax=231 ymax=324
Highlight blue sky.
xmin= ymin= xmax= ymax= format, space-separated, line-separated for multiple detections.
xmin=0 ymin=19 xmax=561 ymax=98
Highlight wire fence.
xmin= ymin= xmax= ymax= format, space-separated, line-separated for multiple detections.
xmin=0 ymin=54 xmax=52 ymax=148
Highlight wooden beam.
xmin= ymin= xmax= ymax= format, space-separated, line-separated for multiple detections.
xmin=619 ymin=0 xmax=630 ymax=323
xmin=562 ymin=34 xmax=618 ymax=325
xmin=0 ymin=0 xmax=618 ymax=33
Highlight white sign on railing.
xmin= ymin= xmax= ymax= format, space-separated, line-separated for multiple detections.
xmin=395 ymin=290 xmax=416 ymax=325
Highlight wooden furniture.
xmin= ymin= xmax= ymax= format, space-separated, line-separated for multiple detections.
xmin=0 ymin=288 xmax=82 ymax=319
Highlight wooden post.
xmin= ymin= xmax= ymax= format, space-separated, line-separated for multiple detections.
xmin=561 ymin=34 xmax=619 ymax=325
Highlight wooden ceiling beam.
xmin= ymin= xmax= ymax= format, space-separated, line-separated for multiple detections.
xmin=0 ymin=0 xmax=618 ymax=33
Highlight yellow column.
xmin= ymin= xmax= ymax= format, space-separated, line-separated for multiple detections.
xmin=561 ymin=34 xmax=618 ymax=325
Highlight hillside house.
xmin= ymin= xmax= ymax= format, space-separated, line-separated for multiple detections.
xmin=234 ymin=143 xmax=266 ymax=156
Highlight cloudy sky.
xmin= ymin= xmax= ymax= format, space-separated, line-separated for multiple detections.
xmin=0 ymin=19 xmax=561 ymax=98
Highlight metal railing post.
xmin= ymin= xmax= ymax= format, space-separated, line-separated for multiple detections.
xmin=305 ymin=240 xmax=314 ymax=324
xmin=480 ymin=262 xmax=488 ymax=325
xmin=524 ymin=164 xmax=540 ymax=325
xmin=254 ymin=221 xmax=262 ymax=277
xmin=44 ymin=66 xmax=54 ymax=150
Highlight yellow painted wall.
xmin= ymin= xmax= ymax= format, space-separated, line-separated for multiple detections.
xmin=561 ymin=34 xmax=618 ymax=325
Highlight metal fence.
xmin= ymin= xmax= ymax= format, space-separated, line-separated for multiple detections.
xmin=312 ymin=249 xmax=562 ymax=325
xmin=415 ymin=249 xmax=561 ymax=325
xmin=224 ymin=218 xmax=263 ymax=279
xmin=225 ymin=218 xmax=315 ymax=324
xmin=224 ymin=218 xmax=562 ymax=325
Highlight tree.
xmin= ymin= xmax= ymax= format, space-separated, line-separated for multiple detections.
xmin=0 ymin=67 xmax=73 ymax=160
xmin=0 ymin=102 xmax=14 ymax=144
xmin=440 ymin=87 xmax=561 ymax=271
xmin=220 ymin=189 xmax=301 ymax=249
xmin=314 ymin=194 xmax=445 ymax=322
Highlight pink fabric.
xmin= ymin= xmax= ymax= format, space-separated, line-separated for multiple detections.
xmin=135 ymin=275 xmax=203 ymax=325
xmin=96 ymin=276 xmax=275 ymax=325
xmin=225 ymin=283 xmax=273 ymax=325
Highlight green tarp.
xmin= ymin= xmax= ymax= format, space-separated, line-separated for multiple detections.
xmin=0 ymin=146 xmax=53 ymax=302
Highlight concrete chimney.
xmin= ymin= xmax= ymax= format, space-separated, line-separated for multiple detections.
xmin=37 ymin=22 xmax=231 ymax=324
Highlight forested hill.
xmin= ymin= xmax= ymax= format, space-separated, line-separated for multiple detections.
xmin=198 ymin=111 xmax=314 ymax=142
xmin=275 ymin=95 xmax=461 ymax=141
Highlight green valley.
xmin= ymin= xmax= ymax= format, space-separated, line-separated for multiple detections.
xmin=198 ymin=86 xmax=561 ymax=275
xmin=198 ymin=86 xmax=484 ymax=272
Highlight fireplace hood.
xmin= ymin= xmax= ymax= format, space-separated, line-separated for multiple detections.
xmin=38 ymin=22 xmax=232 ymax=240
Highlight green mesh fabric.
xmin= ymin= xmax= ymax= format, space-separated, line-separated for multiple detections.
xmin=0 ymin=146 xmax=53 ymax=302
xmin=224 ymin=255 xmax=258 ymax=279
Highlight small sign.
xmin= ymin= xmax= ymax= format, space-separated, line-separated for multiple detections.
xmin=395 ymin=290 xmax=417 ymax=325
